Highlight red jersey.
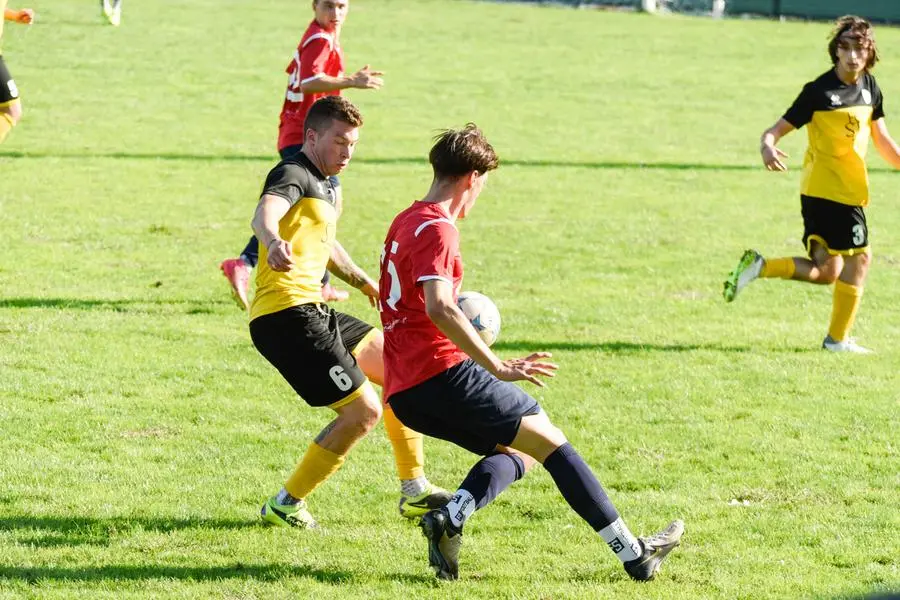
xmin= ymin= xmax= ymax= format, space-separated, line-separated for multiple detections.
xmin=278 ymin=21 xmax=345 ymax=151
xmin=379 ymin=202 xmax=467 ymax=400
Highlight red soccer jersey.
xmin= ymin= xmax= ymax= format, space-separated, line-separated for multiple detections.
xmin=277 ymin=21 xmax=345 ymax=152
xmin=379 ymin=202 xmax=468 ymax=400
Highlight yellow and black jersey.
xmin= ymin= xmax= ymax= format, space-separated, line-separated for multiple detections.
xmin=783 ymin=70 xmax=885 ymax=207
xmin=249 ymin=152 xmax=338 ymax=321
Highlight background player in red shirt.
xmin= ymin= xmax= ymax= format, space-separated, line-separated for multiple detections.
xmin=379 ymin=125 xmax=684 ymax=581
xmin=220 ymin=0 xmax=383 ymax=310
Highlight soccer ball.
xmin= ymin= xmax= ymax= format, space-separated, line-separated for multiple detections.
xmin=457 ymin=291 xmax=501 ymax=347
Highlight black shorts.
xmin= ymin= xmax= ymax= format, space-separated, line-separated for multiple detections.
xmin=388 ymin=359 xmax=541 ymax=456
xmin=249 ymin=304 xmax=375 ymax=408
xmin=801 ymin=195 xmax=869 ymax=256
xmin=0 ymin=56 xmax=20 ymax=105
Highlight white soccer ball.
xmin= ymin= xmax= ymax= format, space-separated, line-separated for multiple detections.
xmin=457 ymin=291 xmax=501 ymax=347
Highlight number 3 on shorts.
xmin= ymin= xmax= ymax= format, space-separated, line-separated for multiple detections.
xmin=329 ymin=365 xmax=353 ymax=391
xmin=852 ymin=224 xmax=865 ymax=246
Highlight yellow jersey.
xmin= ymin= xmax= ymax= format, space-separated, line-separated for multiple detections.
xmin=783 ymin=69 xmax=885 ymax=207
xmin=249 ymin=152 xmax=339 ymax=321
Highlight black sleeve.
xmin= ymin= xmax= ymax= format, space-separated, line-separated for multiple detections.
xmin=782 ymin=83 xmax=815 ymax=129
xmin=871 ymin=76 xmax=885 ymax=121
xmin=260 ymin=163 xmax=310 ymax=207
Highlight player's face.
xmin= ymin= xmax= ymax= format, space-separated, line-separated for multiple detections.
xmin=313 ymin=0 xmax=349 ymax=32
xmin=836 ymin=35 xmax=869 ymax=78
xmin=311 ymin=120 xmax=359 ymax=176
xmin=459 ymin=172 xmax=488 ymax=219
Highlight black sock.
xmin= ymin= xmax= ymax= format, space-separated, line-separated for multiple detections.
xmin=543 ymin=442 xmax=619 ymax=531
xmin=444 ymin=452 xmax=526 ymax=528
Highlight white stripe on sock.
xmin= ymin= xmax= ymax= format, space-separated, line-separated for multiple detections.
xmin=445 ymin=489 xmax=476 ymax=529
xmin=598 ymin=518 xmax=642 ymax=562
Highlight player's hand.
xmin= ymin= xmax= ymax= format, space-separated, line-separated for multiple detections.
xmin=349 ymin=65 xmax=384 ymax=90
xmin=761 ymin=145 xmax=788 ymax=171
xmin=359 ymin=280 xmax=379 ymax=307
xmin=266 ymin=239 xmax=294 ymax=272
xmin=13 ymin=8 xmax=34 ymax=24
xmin=494 ymin=352 xmax=558 ymax=387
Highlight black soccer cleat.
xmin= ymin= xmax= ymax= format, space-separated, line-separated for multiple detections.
xmin=419 ymin=508 xmax=462 ymax=580
xmin=623 ymin=519 xmax=684 ymax=581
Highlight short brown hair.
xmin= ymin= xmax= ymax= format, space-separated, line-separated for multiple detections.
xmin=429 ymin=123 xmax=499 ymax=179
xmin=828 ymin=15 xmax=879 ymax=71
xmin=305 ymin=96 xmax=363 ymax=135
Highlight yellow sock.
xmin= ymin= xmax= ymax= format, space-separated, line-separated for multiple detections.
xmin=284 ymin=442 xmax=346 ymax=500
xmin=383 ymin=405 xmax=424 ymax=480
xmin=828 ymin=280 xmax=863 ymax=342
xmin=0 ymin=113 xmax=14 ymax=144
xmin=760 ymin=257 xmax=795 ymax=279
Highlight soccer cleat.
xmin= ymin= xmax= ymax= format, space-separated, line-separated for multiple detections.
xmin=322 ymin=282 xmax=350 ymax=302
xmin=260 ymin=496 xmax=318 ymax=529
xmin=623 ymin=519 xmax=684 ymax=581
xmin=101 ymin=0 xmax=120 ymax=25
xmin=822 ymin=335 xmax=873 ymax=354
xmin=220 ymin=257 xmax=252 ymax=311
xmin=419 ymin=508 xmax=462 ymax=580
xmin=399 ymin=484 xmax=453 ymax=519
xmin=723 ymin=249 xmax=764 ymax=302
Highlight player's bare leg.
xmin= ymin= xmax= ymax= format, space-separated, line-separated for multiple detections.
xmin=261 ymin=386 xmax=382 ymax=529
xmin=0 ymin=100 xmax=23 ymax=144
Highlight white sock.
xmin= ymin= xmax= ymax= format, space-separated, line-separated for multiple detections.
xmin=445 ymin=489 xmax=476 ymax=529
xmin=598 ymin=518 xmax=642 ymax=562
xmin=275 ymin=488 xmax=301 ymax=506
xmin=401 ymin=476 xmax=428 ymax=497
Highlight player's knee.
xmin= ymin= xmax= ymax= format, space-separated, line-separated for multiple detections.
xmin=353 ymin=392 xmax=383 ymax=433
xmin=819 ymin=260 xmax=841 ymax=284
xmin=3 ymin=100 xmax=23 ymax=124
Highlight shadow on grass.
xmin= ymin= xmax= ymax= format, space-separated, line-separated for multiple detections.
xmin=0 ymin=297 xmax=228 ymax=313
xmin=0 ymin=563 xmax=353 ymax=584
xmin=493 ymin=339 xmax=816 ymax=353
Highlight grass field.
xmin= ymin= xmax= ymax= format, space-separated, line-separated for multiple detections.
xmin=1 ymin=1 xmax=898 ymax=598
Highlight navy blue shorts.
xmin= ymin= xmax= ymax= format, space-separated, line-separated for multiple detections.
xmin=388 ymin=359 xmax=541 ymax=455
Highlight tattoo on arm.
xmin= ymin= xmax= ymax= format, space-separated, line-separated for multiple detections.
xmin=328 ymin=241 xmax=370 ymax=289
xmin=314 ymin=419 xmax=340 ymax=444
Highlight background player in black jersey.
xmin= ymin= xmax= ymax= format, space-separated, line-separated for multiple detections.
xmin=724 ymin=15 xmax=900 ymax=353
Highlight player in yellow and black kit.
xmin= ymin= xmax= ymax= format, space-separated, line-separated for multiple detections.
xmin=724 ymin=15 xmax=900 ymax=353
xmin=248 ymin=96 xmax=449 ymax=529
xmin=1 ymin=1 xmax=33 ymax=143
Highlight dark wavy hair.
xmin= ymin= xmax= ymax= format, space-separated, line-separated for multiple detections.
xmin=429 ymin=124 xmax=499 ymax=179
xmin=828 ymin=15 xmax=879 ymax=71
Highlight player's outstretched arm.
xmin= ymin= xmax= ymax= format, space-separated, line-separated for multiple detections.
xmin=872 ymin=118 xmax=900 ymax=169
xmin=759 ymin=118 xmax=795 ymax=171
xmin=4 ymin=8 xmax=34 ymax=23
xmin=327 ymin=241 xmax=379 ymax=306
xmin=300 ymin=65 xmax=384 ymax=94
xmin=423 ymin=280 xmax=557 ymax=387
xmin=251 ymin=194 xmax=294 ymax=272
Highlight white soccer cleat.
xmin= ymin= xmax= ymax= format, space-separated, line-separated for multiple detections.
xmin=822 ymin=335 xmax=873 ymax=354
xmin=723 ymin=249 xmax=764 ymax=302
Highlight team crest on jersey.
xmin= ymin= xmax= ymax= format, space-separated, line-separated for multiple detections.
xmin=829 ymin=93 xmax=842 ymax=106
xmin=861 ymin=89 xmax=872 ymax=105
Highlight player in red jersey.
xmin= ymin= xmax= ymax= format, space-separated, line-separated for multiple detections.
xmin=379 ymin=125 xmax=684 ymax=582
xmin=220 ymin=0 xmax=383 ymax=310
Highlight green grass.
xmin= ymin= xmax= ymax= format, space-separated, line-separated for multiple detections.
xmin=1 ymin=1 xmax=899 ymax=598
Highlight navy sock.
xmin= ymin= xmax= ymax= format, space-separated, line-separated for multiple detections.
xmin=445 ymin=453 xmax=525 ymax=529
xmin=543 ymin=442 xmax=619 ymax=531
xmin=241 ymin=235 xmax=259 ymax=268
